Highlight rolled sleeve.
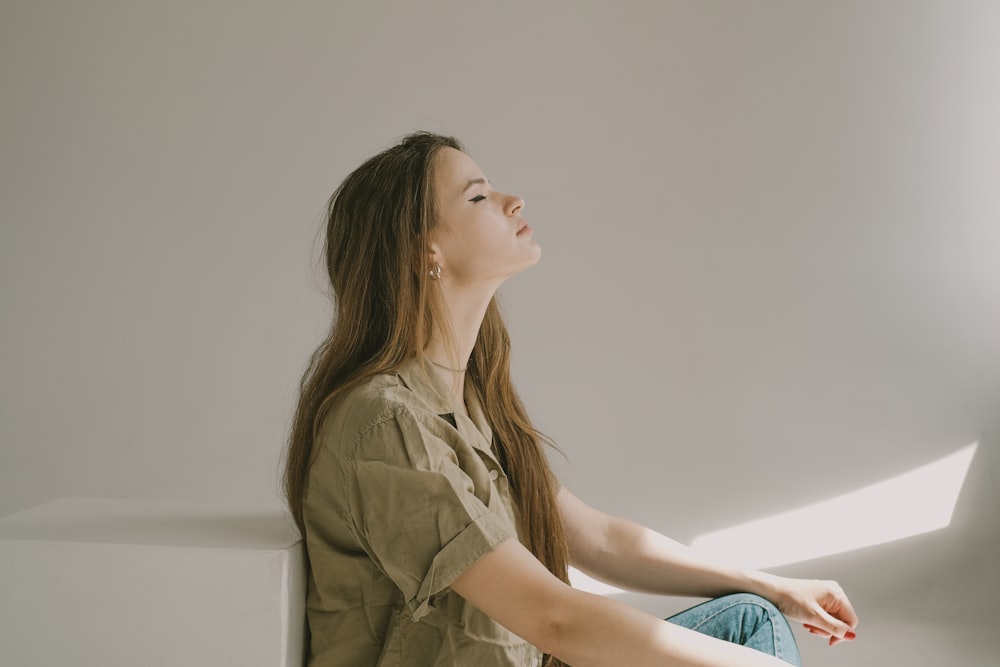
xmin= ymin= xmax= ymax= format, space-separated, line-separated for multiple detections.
xmin=345 ymin=408 xmax=515 ymax=620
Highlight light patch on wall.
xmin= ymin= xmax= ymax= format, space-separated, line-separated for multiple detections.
xmin=690 ymin=442 xmax=979 ymax=569
xmin=569 ymin=442 xmax=978 ymax=595
xmin=568 ymin=567 xmax=627 ymax=596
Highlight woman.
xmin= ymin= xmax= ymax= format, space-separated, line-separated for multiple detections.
xmin=283 ymin=131 xmax=858 ymax=666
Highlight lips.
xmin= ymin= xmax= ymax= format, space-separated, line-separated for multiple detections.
xmin=516 ymin=220 xmax=531 ymax=235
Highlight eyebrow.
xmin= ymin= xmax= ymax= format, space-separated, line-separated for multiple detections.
xmin=461 ymin=177 xmax=487 ymax=195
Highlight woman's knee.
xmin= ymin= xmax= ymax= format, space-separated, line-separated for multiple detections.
xmin=716 ymin=594 xmax=793 ymax=636
xmin=668 ymin=594 xmax=801 ymax=665
xmin=666 ymin=593 xmax=792 ymax=640
xmin=718 ymin=593 xmax=781 ymax=618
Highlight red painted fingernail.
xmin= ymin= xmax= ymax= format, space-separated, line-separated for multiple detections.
xmin=846 ymin=631 xmax=856 ymax=640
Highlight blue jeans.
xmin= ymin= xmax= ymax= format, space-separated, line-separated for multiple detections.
xmin=666 ymin=593 xmax=802 ymax=666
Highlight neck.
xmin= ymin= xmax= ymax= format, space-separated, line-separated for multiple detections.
xmin=425 ymin=281 xmax=497 ymax=408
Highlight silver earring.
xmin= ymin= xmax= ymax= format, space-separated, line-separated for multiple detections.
xmin=429 ymin=263 xmax=442 ymax=280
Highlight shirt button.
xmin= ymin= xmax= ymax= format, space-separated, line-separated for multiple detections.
xmin=489 ymin=469 xmax=499 ymax=481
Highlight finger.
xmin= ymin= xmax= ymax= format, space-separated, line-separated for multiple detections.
xmin=829 ymin=630 xmax=857 ymax=646
xmin=805 ymin=623 xmax=855 ymax=639
xmin=803 ymin=623 xmax=829 ymax=636
xmin=813 ymin=607 xmax=854 ymax=640
xmin=805 ymin=623 xmax=856 ymax=647
xmin=831 ymin=593 xmax=860 ymax=630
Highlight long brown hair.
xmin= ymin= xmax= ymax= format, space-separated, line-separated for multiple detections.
xmin=283 ymin=131 xmax=569 ymax=664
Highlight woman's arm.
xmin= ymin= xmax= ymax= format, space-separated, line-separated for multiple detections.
xmin=450 ymin=538 xmax=796 ymax=667
xmin=557 ymin=486 xmax=859 ymax=644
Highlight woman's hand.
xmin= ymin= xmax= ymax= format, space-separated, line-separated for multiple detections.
xmin=763 ymin=576 xmax=859 ymax=646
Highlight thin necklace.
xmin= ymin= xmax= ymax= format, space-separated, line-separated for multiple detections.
xmin=427 ymin=357 xmax=467 ymax=373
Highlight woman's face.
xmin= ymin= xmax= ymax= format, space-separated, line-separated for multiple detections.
xmin=429 ymin=147 xmax=540 ymax=287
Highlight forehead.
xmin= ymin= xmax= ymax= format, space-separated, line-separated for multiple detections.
xmin=433 ymin=147 xmax=485 ymax=197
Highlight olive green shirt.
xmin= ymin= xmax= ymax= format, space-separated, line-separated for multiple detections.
xmin=303 ymin=357 xmax=543 ymax=666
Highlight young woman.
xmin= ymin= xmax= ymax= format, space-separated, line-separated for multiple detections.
xmin=283 ymin=131 xmax=859 ymax=667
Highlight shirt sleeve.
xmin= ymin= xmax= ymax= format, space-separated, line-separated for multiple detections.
xmin=343 ymin=407 xmax=516 ymax=620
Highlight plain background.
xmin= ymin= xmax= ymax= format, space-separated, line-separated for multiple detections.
xmin=1 ymin=1 xmax=998 ymax=665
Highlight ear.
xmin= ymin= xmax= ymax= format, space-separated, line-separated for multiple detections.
xmin=426 ymin=237 xmax=445 ymax=270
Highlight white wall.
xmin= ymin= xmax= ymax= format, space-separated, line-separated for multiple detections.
xmin=2 ymin=1 xmax=998 ymax=664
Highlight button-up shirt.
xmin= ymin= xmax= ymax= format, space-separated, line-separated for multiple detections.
xmin=303 ymin=357 xmax=543 ymax=666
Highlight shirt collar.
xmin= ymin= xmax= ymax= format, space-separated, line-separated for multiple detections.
xmin=395 ymin=356 xmax=495 ymax=450
xmin=395 ymin=356 xmax=453 ymax=414
xmin=463 ymin=377 xmax=494 ymax=448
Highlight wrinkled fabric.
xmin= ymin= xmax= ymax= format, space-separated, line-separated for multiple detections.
xmin=667 ymin=594 xmax=802 ymax=666
xmin=303 ymin=357 xmax=543 ymax=667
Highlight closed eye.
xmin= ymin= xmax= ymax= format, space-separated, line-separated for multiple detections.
xmin=468 ymin=194 xmax=486 ymax=203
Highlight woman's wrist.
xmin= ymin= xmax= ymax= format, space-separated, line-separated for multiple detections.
xmin=740 ymin=568 xmax=786 ymax=603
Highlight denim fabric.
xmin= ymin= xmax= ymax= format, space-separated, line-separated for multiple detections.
xmin=666 ymin=593 xmax=802 ymax=666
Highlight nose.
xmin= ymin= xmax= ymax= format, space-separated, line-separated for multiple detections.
xmin=505 ymin=193 xmax=525 ymax=217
